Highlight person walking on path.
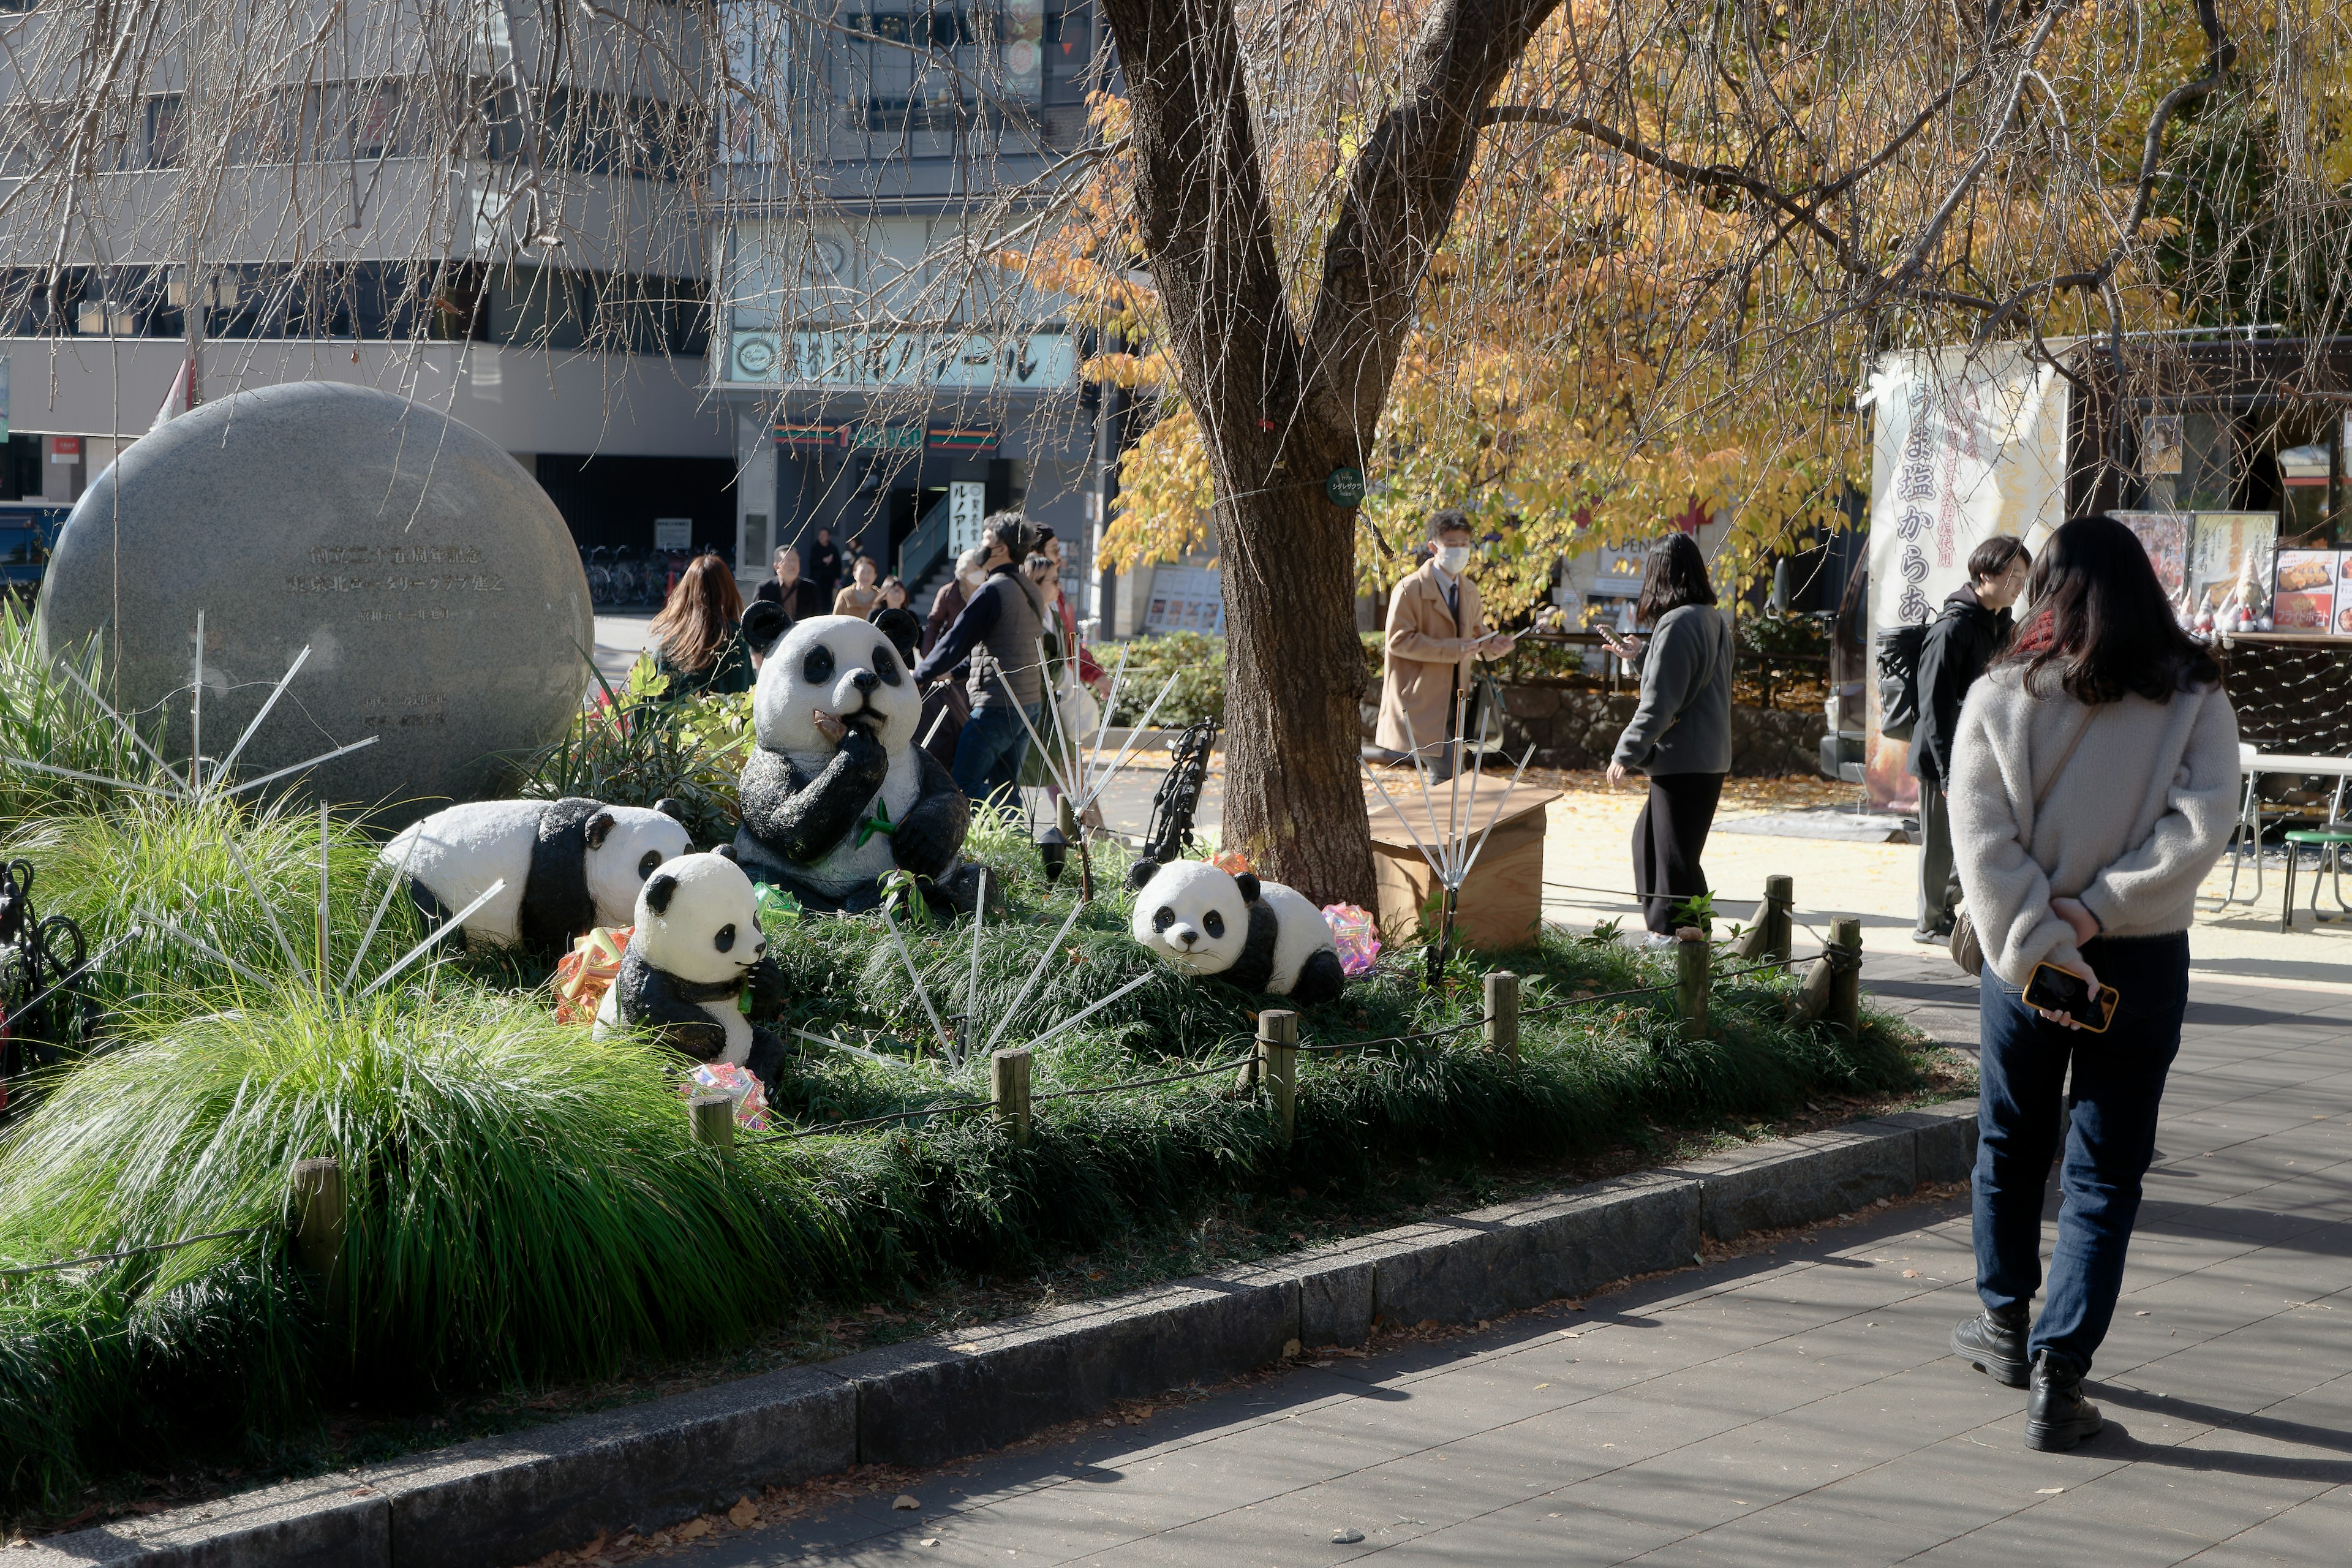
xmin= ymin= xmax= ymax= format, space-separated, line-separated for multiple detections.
xmin=806 ymin=527 xmax=842 ymax=602
xmin=1376 ymin=510 xmax=1513 ymax=781
xmin=832 ymin=554 xmax=881 ymax=617
xmin=641 ymin=553 xmax=755 ymax=700
xmin=1598 ymin=534 xmax=1733 ymax=945
xmin=927 ymin=546 xmax=988 ymax=657
xmin=754 ymin=543 xmax=825 ymax=624
xmin=1945 ymin=514 xmax=2239 ymax=1452
xmin=1910 ymin=535 xmax=2031 ymax=942
xmin=913 ymin=513 xmax=1047 ymax=807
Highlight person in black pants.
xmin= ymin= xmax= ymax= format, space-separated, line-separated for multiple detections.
xmin=805 ymin=527 xmax=842 ymax=604
xmin=1599 ymin=535 xmax=1734 ymax=947
xmin=1909 ymin=534 xmax=2030 ymax=941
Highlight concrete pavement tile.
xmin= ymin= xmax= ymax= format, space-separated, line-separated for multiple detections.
xmin=1359 ymin=1493 xmax=1696 ymax=1567
xmin=2176 ymin=1488 xmax=2352 ymax=1566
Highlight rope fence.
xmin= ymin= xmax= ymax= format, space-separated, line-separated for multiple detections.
xmin=719 ymin=872 xmax=1877 ymax=1149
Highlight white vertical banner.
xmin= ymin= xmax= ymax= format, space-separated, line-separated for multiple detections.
xmin=1863 ymin=345 xmax=2070 ymax=804
xmin=948 ymin=480 xmax=987 ymax=556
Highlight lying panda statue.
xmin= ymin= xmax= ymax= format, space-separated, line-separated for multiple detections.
xmin=594 ymin=851 xmax=790 ymax=1093
xmin=1127 ymin=859 xmax=1347 ymax=1003
xmin=382 ymin=797 xmax=691 ymax=957
xmin=725 ymin=606 xmax=986 ymax=914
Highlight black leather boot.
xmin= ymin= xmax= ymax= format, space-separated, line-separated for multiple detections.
xmin=1950 ymin=1307 xmax=2030 ymax=1388
xmin=2024 ymin=1351 xmax=2103 ymax=1451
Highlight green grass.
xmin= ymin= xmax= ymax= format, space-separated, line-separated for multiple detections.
xmin=0 ymin=660 xmax=1936 ymax=1512
xmin=0 ymin=600 xmax=166 ymax=826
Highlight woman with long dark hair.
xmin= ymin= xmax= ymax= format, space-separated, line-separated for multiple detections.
xmin=1945 ymin=514 xmax=2237 ymax=1452
xmin=1599 ymin=533 xmax=1734 ymax=944
xmin=643 ymin=552 xmax=755 ymax=699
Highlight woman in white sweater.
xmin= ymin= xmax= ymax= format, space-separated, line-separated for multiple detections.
xmin=1945 ymin=515 xmax=2239 ymax=1452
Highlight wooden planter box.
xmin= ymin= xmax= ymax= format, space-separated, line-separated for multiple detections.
xmin=1362 ymin=781 xmax=1560 ymax=951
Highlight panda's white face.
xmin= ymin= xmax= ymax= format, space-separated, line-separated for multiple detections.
xmin=635 ymin=852 xmax=767 ymax=986
xmin=752 ymin=615 xmax=919 ymax=765
xmin=584 ymin=806 xmax=692 ymax=930
xmin=1129 ymin=860 xmax=1246 ymax=976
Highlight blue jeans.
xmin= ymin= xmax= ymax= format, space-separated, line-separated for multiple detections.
xmin=951 ymin=701 xmax=1038 ymax=809
xmin=1973 ymin=932 xmax=2189 ymax=1374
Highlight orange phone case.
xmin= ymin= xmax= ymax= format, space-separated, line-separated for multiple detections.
xmin=2026 ymin=962 xmax=2117 ymax=1032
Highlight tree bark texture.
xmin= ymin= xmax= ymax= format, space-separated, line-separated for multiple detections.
xmin=1095 ymin=0 xmax=1562 ymax=907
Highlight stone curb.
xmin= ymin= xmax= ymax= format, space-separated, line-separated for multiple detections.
xmin=28 ymin=1098 xmax=1978 ymax=1568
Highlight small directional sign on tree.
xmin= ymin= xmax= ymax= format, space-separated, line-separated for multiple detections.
xmin=1326 ymin=467 xmax=1366 ymax=508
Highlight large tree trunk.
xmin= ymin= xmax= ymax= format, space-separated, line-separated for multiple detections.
xmin=1096 ymin=0 xmax=1562 ymax=907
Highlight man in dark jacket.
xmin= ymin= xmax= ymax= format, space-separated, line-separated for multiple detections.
xmin=753 ymin=544 xmax=826 ymax=622
xmin=1912 ymin=534 xmax=2030 ymax=940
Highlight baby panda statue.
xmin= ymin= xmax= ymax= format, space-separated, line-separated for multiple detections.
xmin=594 ymin=851 xmax=790 ymax=1093
xmin=1127 ymin=858 xmax=1348 ymax=1003
xmin=725 ymin=605 xmax=986 ymax=914
xmin=382 ymin=797 xmax=691 ymax=957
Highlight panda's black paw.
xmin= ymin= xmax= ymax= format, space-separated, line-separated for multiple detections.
xmin=931 ymin=861 xmax=1008 ymax=918
xmin=1291 ymin=949 xmax=1349 ymax=1005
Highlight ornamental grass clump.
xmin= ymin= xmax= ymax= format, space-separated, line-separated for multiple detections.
xmin=0 ymin=990 xmax=836 ymax=1504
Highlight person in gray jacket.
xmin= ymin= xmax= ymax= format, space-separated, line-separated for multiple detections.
xmin=1599 ymin=534 xmax=1735 ymax=944
xmin=1945 ymin=515 xmax=2237 ymax=1453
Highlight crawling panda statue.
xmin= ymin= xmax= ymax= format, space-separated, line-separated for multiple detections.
xmin=1127 ymin=859 xmax=1348 ymax=1003
xmin=594 ymin=851 xmax=789 ymax=1092
xmin=381 ymin=797 xmax=691 ymax=957
xmin=725 ymin=606 xmax=986 ymax=914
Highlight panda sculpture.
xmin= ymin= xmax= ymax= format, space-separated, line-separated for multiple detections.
xmin=725 ymin=606 xmax=986 ymax=914
xmin=381 ymin=797 xmax=691 ymax=957
xmin=1126 ymin=859 xmax=1348 ymax=1003
xmin=594 ymin=851 xmax=790 ymax=1091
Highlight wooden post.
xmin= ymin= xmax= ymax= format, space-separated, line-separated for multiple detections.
xmin=992 ymin=1046 xmax=1033 ymax=1145
xmin=1828 ymin=916 xmax=1863 ymax=1036
xmin=1257 ymin=1010 xmax=1298 ymax=1145
xmin=1674 ymin=927 xmax=1710 ymax=1036
xmin=291 ymin=1156 xmax=345 ymax=1313
xmin=689 ymin=1094 xmax=736 ymax=1152
xmin=1732 ymin=874 xmax=1794 ymax=965
xmin=1483 ymin=971 xmax=1520 ymax=1064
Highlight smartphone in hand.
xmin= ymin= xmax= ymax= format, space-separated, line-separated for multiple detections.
xmin=2024 ymin=963 xmax=2118 ymax=1032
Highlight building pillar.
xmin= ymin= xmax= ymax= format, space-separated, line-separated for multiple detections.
xmin=735 ymin=406 xmax=776 ymax=595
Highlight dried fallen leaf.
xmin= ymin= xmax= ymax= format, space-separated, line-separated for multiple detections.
xmin=1901 ymin=1269 xmax=1921 ymax=1278
xmin=893 ymin=1494 xmax=922 ymax=1511
xmin=679 ymin=1518 xmax=712 ymax=1542
xmin=728 ymin=1498 xmax=758 ymax=1529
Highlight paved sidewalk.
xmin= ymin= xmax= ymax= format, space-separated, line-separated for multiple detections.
xmin=693 ymin=955 xmax=2352 ymax=1567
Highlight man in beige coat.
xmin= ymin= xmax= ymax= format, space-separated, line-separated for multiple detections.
xmin=1377 ymin=510 xmax=1515 ymax=779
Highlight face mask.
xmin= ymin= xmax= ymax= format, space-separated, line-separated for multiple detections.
xmin=961 ymin=569 xmax=986 ymax=588
xmin=1435 ymin=545 xmax=1471 ymax=574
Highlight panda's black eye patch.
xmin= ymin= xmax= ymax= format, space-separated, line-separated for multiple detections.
xmin=875 ymin=644 xmax=902 ymax=685
xmin=1152 ymin=906 xmax=1175 ymax=932
xmin=714 ymin=923 xmax=737 ymax=952
xmin=1202 ymin=910 xmax=1226 ymax=939
xmin=801 ymin=645 xmax=835 ymax=685
xmin=637 ymin=850 xmax=663 ymax=879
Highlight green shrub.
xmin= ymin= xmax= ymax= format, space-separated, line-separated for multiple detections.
xmin=513 ymin=659 xmax=753 ymax=847
xmin=1102 ymin=634 xmax=1226 ymax=728
xmin=0 ymin=990 xmax=837 ymax=1502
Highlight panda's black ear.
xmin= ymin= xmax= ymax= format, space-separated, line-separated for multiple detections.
xmin=583 ymin=810 xmax=617 ymax=850
xmin=1125 ymin=858 xmax=1161 ymax=892
xmin=644 ymin=870 xmax=679 ymax=916
xmin=652 ymin=797 xmax=685 ymax=823
xmin=741 ymin=600 xmax=791 ymax=658
xmin=1234 ymin=872 xmax=1261 ymax=903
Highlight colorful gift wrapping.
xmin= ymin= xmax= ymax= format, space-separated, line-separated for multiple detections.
xmin=554 ymin=925 xmax=630 ymax=1025
xmin=1321 ymin=902 xmax=1381 ymax=977
xmin=1210 ymin=850 xmax=1254 ymax=877
xmin=688 ymin=1061 xmax=771 ymax=1131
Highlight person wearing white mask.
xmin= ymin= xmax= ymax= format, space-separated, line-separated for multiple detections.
xmin=1376 ymin=509 xmax=1514 ymax=782
xmin=924 ymin=545 xmax=991 ymax=658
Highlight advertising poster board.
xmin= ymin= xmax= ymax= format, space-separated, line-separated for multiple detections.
xmin=2185 ymin=512 xmax=2278 ymax=618
xmin=1864 ymin=345 xmax=2070 ymax=807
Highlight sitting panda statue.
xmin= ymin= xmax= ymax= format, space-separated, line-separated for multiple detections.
xmin=725 ymin=606 xmax=986 ymax=914
xmin=382 ymin=797 xmax=691 ymax=957
xmin=594 ymin=851 xmax=790 ymax=1093
xmin=1127 ymin=859 xmax=1348 ymax=1003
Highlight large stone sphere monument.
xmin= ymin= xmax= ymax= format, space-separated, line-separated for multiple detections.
xmin=37 ymin=383 xmax=591 ymax=824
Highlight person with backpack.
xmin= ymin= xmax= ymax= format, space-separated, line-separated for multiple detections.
xmin=1909 ymin=535 xmax=2032 ymax=941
